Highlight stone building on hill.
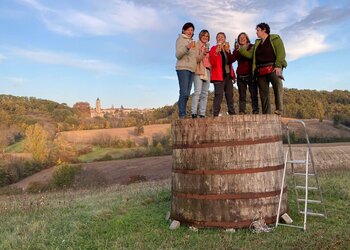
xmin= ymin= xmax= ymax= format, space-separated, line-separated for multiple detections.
xmin=90 ymin=98 xmax=150 ymax=118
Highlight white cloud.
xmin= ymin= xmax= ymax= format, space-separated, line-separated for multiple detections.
xmin=162 ymin=75 xmax=177 ymax=81
xmin=5 ymin=77 xmax=26 ymax=86
xmin=19 ymin=0 xmax=48 ymax=11
xmin=18 ymin=0 xmax=171 ymax=36
xmin=0 ymin=54 xmax=6 ymax=62
xmin=18 ymin=0 xmax=350 ymax=61
xmin=10 ymin=47 xmax=123 ymax=74
xmin=168 ymin=0 xmax=350 ymax=61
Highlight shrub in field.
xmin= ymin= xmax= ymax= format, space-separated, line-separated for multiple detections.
xmin=134 ymin=123 xmax=144 ymax=136
xmin=0 ymin=160 xmax=44 ymax=187
xmin=51 ymin=137 xmax=79 ymax=163
xmin=333 ymin=114 xmax=350 ymax=128
xmin=152 ymin=132 xmax=171 ymax=149
xmin=76 ymin=144 xmax=93 ymax=155
xmin=52 ymin=164 xmax=82 ymax=188
xmin=26 ymin=181 xmax=52 ymax=193
xmin=91 ymin=136 xmax=136 ymax=148
xmin=97 ymin=154 xmax=113 ymax=161
xmin=0 ymin=167 xmax=10 ymax=187
xmin=139 ymin=137 xmax=149 ymax=147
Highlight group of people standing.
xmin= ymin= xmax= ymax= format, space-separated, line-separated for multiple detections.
xmin=175 ymin=22 xmax=287 ymax=119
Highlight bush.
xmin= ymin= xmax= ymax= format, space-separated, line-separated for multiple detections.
xmin=333 ymin=114 xmax=350 ymax=128
xmin=52 ymin=164 xmax=82 ymax=188
xmin=134 ymin=124 xmax=144 ymax=136
xmin=139 ymin=137 xmax=149 ymax=147
xmin=152 ymin=132 xmax=171 ymax=149
xmin=76 ymin=145 xmax=93 ymax=155
xmin=91 ymin=136 xmax=136 ymax=148
xmin=0 ymin=160 xmax=44 ymax=187
xmin=26 ymin=181 xmax=52 ymax=193
xmin=97 ymin=154 xmax=113 ymax=161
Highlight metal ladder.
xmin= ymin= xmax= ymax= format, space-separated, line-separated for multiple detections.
xmin=276 ymin=120 xmax=327 ymax=231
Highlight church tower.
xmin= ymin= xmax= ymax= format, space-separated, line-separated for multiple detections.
xmin=96 ymin=98 xmax=101 ymax=113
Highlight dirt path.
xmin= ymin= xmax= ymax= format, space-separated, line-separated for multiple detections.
xmin=10 ymin=143 xmax=350 ymax=190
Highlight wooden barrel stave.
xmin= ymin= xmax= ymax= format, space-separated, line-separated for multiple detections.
xmin=172 ymin=170 xmax=284 ymax=194
xmin=173 ymin=142 xmax=283 ymax=170
xmin=172 ymin=196 xmax=288 ymax=228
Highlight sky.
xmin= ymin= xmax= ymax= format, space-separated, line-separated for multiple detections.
xmin=1 ymin=0 xmax=350 ymax=109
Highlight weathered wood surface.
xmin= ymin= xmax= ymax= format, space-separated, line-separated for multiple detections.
xmin=171 ymin=115 xmax=288 ymax=228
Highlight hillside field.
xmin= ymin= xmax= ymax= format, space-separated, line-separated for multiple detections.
xmin=9 ymin=142 xmax=350 ymax=191
xmin=58 ymin=124 xmax=171 ymax=144
xmin=57 ymin=118 xmax=350 ymax=145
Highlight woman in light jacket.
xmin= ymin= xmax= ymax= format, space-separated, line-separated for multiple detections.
xmin=209 ymin=32 xmax=236 ymax=117
xmin=175 ymin=22 xmax=197 ymax=119
xmin=191 ymin=29 xmax=211 ymax=118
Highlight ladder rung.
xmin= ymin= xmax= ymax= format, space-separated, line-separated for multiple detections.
xmin=297 ymin=199 xmax=322 ymax=204
xmin=287 ymin=160 xmax=306 ymax=164
xmin=299 ymin=211 xmax=325 ymax=217
xmin=295 ymin=186 xmax=319 ymax=190
xmin=276 ymin=223 xmax=304 ymax=230
xmin=293 ymin=173 xmax=315 ymax=176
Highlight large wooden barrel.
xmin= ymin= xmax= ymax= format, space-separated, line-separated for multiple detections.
xmin=171 ymin=115 xmax=287 ymax=229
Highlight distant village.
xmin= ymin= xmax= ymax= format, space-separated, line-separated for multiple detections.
xmin=90 ymin=98 xmax=153 ymax=118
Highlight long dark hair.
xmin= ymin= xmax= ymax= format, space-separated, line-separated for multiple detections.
xmin=182 ymin=22 xmax=195 ymax=38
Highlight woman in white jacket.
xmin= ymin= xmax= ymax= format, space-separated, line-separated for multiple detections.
xmin=191 ymin=29 xmax=211 ymax=118
xmin=175 ymin=22 xmax=196 ymax=118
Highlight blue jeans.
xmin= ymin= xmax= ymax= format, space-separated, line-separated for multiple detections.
xmin=176 ymin=70 xmax=194 ymax=118
xmin=191 ymin=69 xmax=210 ymax=116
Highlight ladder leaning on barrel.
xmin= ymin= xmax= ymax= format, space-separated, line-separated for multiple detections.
xmin=276 ymin=120 xmax=327 ymax=231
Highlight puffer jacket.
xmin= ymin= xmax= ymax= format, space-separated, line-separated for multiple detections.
xmin=209 ymin=45 xmax=236 ymax=82
xmin=175 ymin=34 xmax=197 ymax=72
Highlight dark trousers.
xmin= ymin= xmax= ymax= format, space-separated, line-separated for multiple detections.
xmin=237 ymin=75 xmax=259 ymax=113
xmin=213 ymin=76 xmax=235 ymax=116
xmin=257 ymin=71 xmax=283 ymax=114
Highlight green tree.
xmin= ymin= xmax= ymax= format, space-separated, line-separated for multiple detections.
xmin=24 ymin=124 xmax=50 ymax=163
xmin=134 ymin=123 xmax=144 ymax=136
xmin=317 ymin=101 xmax=325 ymax=122
xmin=73 ymin=102 xmax=91 ymax=117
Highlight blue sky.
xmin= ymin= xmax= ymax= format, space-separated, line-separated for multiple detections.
xmin=1 ymin=0 xmax=350 ymax=109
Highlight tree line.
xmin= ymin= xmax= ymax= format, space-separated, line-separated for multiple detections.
xmin=1 ymin=88 xmax=350 ymax=141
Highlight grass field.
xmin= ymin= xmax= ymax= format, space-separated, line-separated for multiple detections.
xmin=0 ymin=170 xmax=349 ymax=249
xmin=5 ymin=140 xmax=24 ymax=153
xmin=78 ymin=146 xmax=132 ymax=163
